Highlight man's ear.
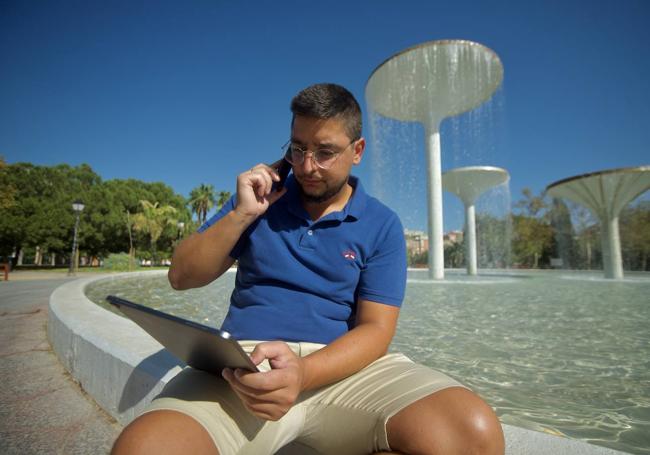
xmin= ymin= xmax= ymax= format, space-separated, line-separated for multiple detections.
xmin=352 ymin=138 xmax=365 ymax=165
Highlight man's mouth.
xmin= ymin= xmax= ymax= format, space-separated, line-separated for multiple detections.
xmin=300 ymin=178 xmax=322 ymax=186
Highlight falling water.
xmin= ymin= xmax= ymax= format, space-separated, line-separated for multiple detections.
xmin=366 ymin=40 xmax=507 ymax=278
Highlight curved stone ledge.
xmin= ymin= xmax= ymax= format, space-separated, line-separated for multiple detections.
xmin=47 ymin=272 xmax=626 ymax=454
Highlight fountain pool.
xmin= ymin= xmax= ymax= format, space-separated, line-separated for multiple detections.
xmin=86 ymin=270 xmax=650 ymax=454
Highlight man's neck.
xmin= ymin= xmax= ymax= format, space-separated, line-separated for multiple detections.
xmin=302 ymin=182 xmax=353 ymax=221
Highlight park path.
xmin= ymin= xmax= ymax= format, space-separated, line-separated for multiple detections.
xmin=0 ymin=273 xmax=122 ymax=454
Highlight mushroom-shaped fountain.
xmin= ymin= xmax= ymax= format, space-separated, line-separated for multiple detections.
xmin=546 ymin=166 xmax=650 ymax=279
xmin=366 ymin=40 xmax=503 ymax=279
xmin=442 ymin=166 xmax=510 ymax=275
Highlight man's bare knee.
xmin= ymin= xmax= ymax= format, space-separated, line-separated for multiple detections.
xmin=112 ymin=410 xmax=219 ymax=455
xmin=386 ymin=387 xmax=504 ymax=455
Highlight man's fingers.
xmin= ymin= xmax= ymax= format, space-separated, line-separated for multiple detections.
xmin=223 ymin=368 xmax=281 ymax=396
xmin=247 ymin=171 xmax=272 ymax=197
xmin=249 ymin=341 xmax=294 ymax=364
xmin=267 ymin=187 xmax=287 ymax=204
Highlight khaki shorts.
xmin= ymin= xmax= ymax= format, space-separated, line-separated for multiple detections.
xmin=143 ymin=341 xmax=466 ymax=455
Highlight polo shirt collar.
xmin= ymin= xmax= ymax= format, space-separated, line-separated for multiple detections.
xmin=284 ymin=174 xmax=368 ymax=222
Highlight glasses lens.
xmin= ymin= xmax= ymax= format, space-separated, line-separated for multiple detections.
xmin=313 ymin=150 xmax=338 ymax=168
xmin=289 ymin=145 xmax=304 ymax=165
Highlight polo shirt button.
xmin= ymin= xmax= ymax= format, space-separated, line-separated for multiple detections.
xmin=307 ymin=230 xmax=314 ymax=236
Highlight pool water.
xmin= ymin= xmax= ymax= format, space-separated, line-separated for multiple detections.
xmin=86 ymin=269 xmax=650 ymax=454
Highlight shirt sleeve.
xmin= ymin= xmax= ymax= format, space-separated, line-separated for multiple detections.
xmin=197 ymin=194 xmax=249 ymax=259
xmin=356 ymin=213 xmax=407 ymax=307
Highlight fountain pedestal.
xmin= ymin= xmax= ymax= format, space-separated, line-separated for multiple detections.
xmin=442 ymin=166 xmax=510 ymax=275
xmin=546 ymin=166 xmax=650 ymax=279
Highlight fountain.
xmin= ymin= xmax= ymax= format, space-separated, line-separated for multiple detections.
xmin=442 ymin=166 xmax=510 ymax=275
xmin=546 ymin=166 xmax=650 ymax=279
xmin=366 ymin=39 xmax=503 ymax=279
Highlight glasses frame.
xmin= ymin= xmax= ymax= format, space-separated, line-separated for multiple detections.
xmin=281 ymin=138 xmax=357 ymax=170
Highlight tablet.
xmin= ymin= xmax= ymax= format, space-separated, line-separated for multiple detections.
xmin=106 ymin=295 xmax=258 ymax=374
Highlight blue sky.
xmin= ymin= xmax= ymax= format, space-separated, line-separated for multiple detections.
xmin=1 ymin=0 xmax=649 ymax=231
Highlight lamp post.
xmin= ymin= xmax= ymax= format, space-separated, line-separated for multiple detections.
xmin=177 ymin=221 xmax=185 ymax=245
xmin=68 ymin=200 xmax=85 ymax=276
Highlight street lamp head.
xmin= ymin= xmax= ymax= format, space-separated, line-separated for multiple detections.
xmin=72 ymin=200 xmax=85 ymax=212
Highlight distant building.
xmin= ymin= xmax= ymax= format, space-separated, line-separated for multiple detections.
xmin=404 ymin=229 xmax=465 ymax=257
xmin=444 ymin=230 xmax=464 ymax=246
xmin=404 ymin=229 xmax=428 ymax=256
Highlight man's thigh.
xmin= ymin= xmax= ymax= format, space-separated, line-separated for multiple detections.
xmin=297 ymin=353 xmax=465 ymax=455
xmin=144 ymin=367 xmax=307 ymax=455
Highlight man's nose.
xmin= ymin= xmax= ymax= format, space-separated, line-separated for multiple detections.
xmin=300 ymin=152 xmax=318 ymax=173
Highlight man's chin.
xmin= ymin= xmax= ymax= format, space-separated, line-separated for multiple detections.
xmin=298 ymin=184 xmax=337 ymax=204
xmin=300 ymin=188 xmax=332 ymax=204
xmin=297 ymin=176 xmax=348 ymax=204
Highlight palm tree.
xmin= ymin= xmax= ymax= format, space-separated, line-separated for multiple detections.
xmin=216 ymin=191 xmax=231 ymax=210
xmin=132 ymin=200 xmax=177 ymax=265
xmin=189 ymin=184 xmax=216 ymax=225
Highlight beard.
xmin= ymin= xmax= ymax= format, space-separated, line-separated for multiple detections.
xmin=298 ymin=176 xmax=349 ymax=204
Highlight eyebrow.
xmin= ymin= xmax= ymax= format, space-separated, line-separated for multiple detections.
xmin=290 ymin=137 xmax=338 ymax=148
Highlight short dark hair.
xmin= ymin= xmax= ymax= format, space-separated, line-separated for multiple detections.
xmin=290 ymin=83 xmax=362 ymax=140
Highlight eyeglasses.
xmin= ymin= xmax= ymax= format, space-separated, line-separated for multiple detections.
xmin=282 ymin=139 xmax=356 ymax=170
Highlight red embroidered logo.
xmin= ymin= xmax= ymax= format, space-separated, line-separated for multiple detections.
xmin=342 ymin=250 xmax=356 ymax=260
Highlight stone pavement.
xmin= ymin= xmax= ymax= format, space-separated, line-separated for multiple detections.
xmin=0 ymin=274 xmax=122 ymax=455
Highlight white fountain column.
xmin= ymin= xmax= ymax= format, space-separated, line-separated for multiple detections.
xmin=424 ymin=123 xmax=445 ymax=280
xmin=600 ymin=214 xmax=623 ymax=279
xmin=465 ymin=203 xmax=478 ymax=275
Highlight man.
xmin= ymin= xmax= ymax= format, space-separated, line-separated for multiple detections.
xmin=112 ymin=83 xmax=504 ymax=454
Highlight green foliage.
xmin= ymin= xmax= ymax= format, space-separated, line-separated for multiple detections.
xmin=102 ymin=253 xmax=140 ymax=271
xmin=621 ymin=200 xmax=650 ymax=271
xmin=132 ymin=200 xmax=178 ymax=264
xmin=408 ymin=250 xmax=428 ymax=268
xmin=189 ymin=183 xmax=215 ymax=225
xmin=444 ymin=241 xmax=464 ymax=268
xmin=511 ymin=188 xmax=554 ymax=268
xmin=0 ymin=156 xmax=16 ymax=210
xmin=0 ymin=161 xmax=217 ymax=266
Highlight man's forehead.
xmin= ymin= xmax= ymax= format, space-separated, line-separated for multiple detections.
xmin=291 ymin=116 xmax=349 ymax=142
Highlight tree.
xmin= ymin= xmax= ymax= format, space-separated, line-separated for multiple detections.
xmin=216 ymin=191 xmax=231 ymax=210
xmin=0 ymin=156 xmax=16 ymax=210
xmin=189 ymin=184 xmax=216 ymax=225
xmin=548 ymin=198 xmax=578 ymax=268
xmin=444 ymin=240 xmax=465 ymax=268
xmin=511 ymin=188 xmax=553 ymax=268
xmin=515 ymin=188 xmax=547 ymax=218
xmin=620 ymin=200 xmax=650 ymax=271
xmin=0 ymin=163 xmax=100 ymax=265
xmin=132 ymin=200 xmax=178 ymax=265
xmin=512 ymin=215 xmax=553 ymax=268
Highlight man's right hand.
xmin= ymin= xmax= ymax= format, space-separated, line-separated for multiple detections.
xmin=233 ymin=164 xmax=287 ymax=222
xmin=168 ymin=163 xmax=286 ymax=290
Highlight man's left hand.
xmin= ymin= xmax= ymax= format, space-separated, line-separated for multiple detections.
xmin=222 ymin=341 xmax=305 ymax=421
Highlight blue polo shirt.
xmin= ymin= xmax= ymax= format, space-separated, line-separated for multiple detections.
xmin=199 ymin=175 xmax=406 ymax=344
